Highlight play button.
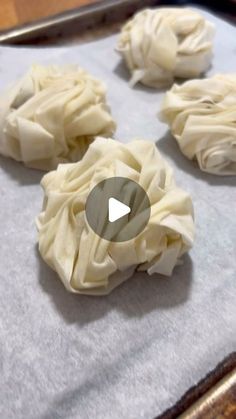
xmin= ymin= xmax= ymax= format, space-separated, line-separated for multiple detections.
xmin=85 ymin=177 xmax=150 ymax=242
xmin=108 ymin=198 xmax=131 ymax=223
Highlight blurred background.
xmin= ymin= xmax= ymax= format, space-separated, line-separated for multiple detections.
xmin=0 ymin=0 xmax=235 ymax=31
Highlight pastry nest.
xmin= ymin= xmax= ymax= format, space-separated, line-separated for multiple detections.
xmin=36 ymin=137 xmax=195 ymax=295
xmin=160 ymin=74 xmax=236 ymax=175
xmin=0 ymin=64 xmax=116 ymax=170
xmin=117 ymin=8 xmax=214 ymax=87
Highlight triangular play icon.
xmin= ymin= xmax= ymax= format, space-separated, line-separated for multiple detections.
xmin=108 ymin=197 xmax=131 ymax=223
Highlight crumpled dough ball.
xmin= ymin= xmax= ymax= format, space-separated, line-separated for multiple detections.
xmin=0 ymin=64 xmax=116 ymax=170
xmin=36 ymin=137 xmax=195 ymax=296
xmin=159 ymin=74 xmax=236 ymax=175
xmin=116 ymin=8 xmax=215 ymax=88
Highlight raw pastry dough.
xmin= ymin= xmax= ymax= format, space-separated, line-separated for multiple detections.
xmin=36 ymin=137 xmax=195 ymax=295
xmin=116 ymin=8 xmax=215 ymax=88
xmin=0 ymin=64 xmax=116 ymax=170
xmin=160 ymin=74 xmax=236 ymax=175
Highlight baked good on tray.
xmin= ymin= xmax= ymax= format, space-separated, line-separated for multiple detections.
xmin=160 ymin=74 xmax=236 ymax=175
xmin=0 ymin=64 xmax=116 ymax=170
xmin=36 ymin=137 xmax=195 ymax=295
xmin=117 ymin=8 xmax=215 ymax=88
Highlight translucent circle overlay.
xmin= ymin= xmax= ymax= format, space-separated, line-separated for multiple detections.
xmin=85 ymin=177 xmax=151 ymax=242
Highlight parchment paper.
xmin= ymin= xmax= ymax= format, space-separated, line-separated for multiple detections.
xmin=0 ymin=7 xmax=235 ymax=419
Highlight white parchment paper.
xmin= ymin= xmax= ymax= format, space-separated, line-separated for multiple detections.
xmin=0 ymin=7 xmax=235 ymax=419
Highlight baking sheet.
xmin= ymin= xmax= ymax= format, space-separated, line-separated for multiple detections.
xmin=0 ymin=7 xmax=235 ymax=419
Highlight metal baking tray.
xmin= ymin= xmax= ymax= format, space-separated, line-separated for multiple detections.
xmin=0 ymin=0 xmax=160 ymax=44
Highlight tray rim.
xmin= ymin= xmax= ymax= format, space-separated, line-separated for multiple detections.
xmin=0 ymin=0 xmax=158 ymax=44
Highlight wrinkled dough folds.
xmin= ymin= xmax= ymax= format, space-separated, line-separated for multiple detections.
xmin=160 ymin=74 xmax=236 ymax=175
xmin=117 ymin=8 xmax=214 ymax=87
xmin=37 ymin=137 xmax=195 ymax=295
xmin=0 ymin=65 xmax=116 ymax=170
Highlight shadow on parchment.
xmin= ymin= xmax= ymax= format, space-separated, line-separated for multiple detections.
xmin=0 ymin=155 xmax=43 ymax=185
xmin=156 ymin=131 xmax=236 ymax=187
xmin=113 ymin=60 xmax=168 ymax=94
xmin=113 ymin=60 xmax=206 ymax=95
xmin=35 ymin=244 xmax=193 ymax=326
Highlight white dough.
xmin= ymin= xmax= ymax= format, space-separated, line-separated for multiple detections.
xmin=36 ymin=137 xmax=195 ymax=295
xmin=116 ymin=8 xmax=215 ymax=88
xmin=0 ymin=64 xmax=116 ymax=170
xmin=160 ymin=74 xmax=236 ymax=175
